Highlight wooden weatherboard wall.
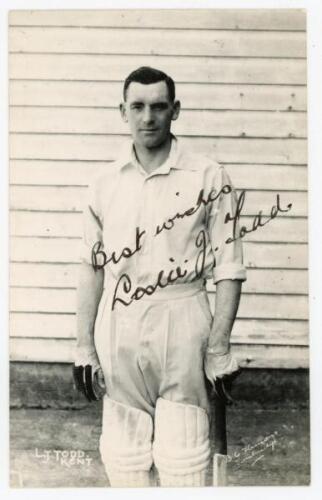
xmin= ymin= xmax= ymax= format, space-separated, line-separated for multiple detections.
xmin=9 ymin=9 xmax=308 ymax=368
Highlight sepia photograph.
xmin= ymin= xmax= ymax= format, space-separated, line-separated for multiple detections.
xmin=8 ymin=5 xmax=310 ymax=490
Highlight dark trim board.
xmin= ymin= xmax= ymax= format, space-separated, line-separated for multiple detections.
xmin=10 ymin=362 xmax=309 ymax=410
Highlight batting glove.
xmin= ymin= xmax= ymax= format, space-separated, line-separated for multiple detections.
xmin=73 ymin=346 xmax=106 ymax=402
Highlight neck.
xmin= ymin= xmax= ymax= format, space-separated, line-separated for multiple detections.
xmin=134 ymin=136 xmax=172 ymax=174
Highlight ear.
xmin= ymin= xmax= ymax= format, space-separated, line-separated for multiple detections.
xmin=119 ymin=102 xmax=128 ymax=122
xmin=171 ymin=100 xmax=181 ymax=121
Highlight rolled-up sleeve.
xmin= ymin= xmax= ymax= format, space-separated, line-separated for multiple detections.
xmin=206 ymin=165 xmax=247 ymax=284
xmin=79 ymin=176 xmax=104 ymax=266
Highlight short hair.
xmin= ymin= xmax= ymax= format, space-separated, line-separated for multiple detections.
xmin=123 ymin=66 xmax=175 ymax=102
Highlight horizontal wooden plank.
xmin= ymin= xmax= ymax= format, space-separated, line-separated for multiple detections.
xmin=10 ymin=287 xmax=308 ymax=320
xmin=9 ymin=27 xmax=306 ymax=58
xmin=210 ymin=269 xmax=308 ymax=295
xmin=10 ymin=134 xmax=307 ymax=164
xmin=226 ymin=164 xmax=307 ymax=191
xmin=10 ymin=263 xmax=308 ymax=294
xmin=244 ymin=242 xmax=307 ymax=269
xmin=234 ymin=344 xmax=308 ymax=369
xmin=10 ymin=287 xmax=77 ymax=313
xmin=10 ymin=107 xmax=307 ymax=139
xmin=10 ymin=210 xmax=308 ymax=242
xmin=10 ymin=161 xmax=308 ymax=191
xmin=9 ymin=313 xmax=308 ymax=345
xmin=10 ymin=237 xmax=308 ymax=270
xmin=10 ymin=312 xmax=77 ymax=339
xmin=10 ymin=337 xmax=77 ymax=363
xmin=9 ymin=81 xmax=307 ymax=111
xmin=8 ymin=10 xmax=306 ymax=31
xmin=9 ymin=185 xmax=307 ymax=217
xmin=231 ymin=319 xmax=308 ymax=345
xmin=9 ymin=54 xmax=307 ymax=85
xmin=9 ymin=337 xmax=309 ymax=368
xmin=10 ymin=263 xmax=80 ymax=288
xmin=10 ymin=237 xmax=82 ymax=263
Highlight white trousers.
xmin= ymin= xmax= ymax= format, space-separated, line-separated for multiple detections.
xmin=95 ymin=281 xmax=213 ymax=487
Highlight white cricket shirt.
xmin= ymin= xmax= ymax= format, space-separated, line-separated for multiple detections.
xmin=80 ymin=135 xmax=246 ymax=300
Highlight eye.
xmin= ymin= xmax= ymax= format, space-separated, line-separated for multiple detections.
xmin=153 ymin=104 xmax=168 ymax=111
xmin=130 ymin=104 xmax=143 ymax=110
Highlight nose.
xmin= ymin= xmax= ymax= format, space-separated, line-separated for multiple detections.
xmin=142 ymin=106 xmax=154 ymax=124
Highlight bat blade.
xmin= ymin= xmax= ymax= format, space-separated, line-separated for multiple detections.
xmin=213 ymin=453 xmax=228 ymax=486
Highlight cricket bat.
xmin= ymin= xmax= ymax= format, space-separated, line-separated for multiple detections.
xmin=208 ymin=369 xmax=240 ymax=486
xmin=213 ymin=391 xmax=228 ymax=486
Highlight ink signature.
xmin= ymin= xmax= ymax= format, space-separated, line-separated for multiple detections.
xmin=90 ymin=186 xmax=292 ymax=310
xmin=91 ymin=226 xmax=145 ymax=271
xmin=155 ymin=184 xmax=232 ymax=235
xmin=225 ymin=192 xmax=292 ymax=244
xmin=228 ymin=432 xmax=279 ymax=468
xmin=111 ymin=229 xmax=209 ymax=310
xmin=91 ymin=184 xmax=232 ymax=271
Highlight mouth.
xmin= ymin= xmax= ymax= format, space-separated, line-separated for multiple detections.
xmin=140 ymin=129 xmax=158 ymax=133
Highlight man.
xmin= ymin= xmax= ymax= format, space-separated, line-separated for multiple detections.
xmin=73 ymin=66 xmax=246 ymax=487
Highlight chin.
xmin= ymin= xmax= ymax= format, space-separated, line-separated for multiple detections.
xmin=146 ymin=135 xmax=170 ymax=150
xmin=145 ymin=139 xmax=161 ymax=149
xmin=137 ymin=138 xmax=160 ymax=149
xmin=134 ymin=131 xmax=170 ymax=149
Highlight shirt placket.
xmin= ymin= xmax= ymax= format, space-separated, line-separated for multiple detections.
xmin=136 ymin=174 xmax=154 ymax=285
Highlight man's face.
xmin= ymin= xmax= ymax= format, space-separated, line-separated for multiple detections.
xmin=120 ymin=80 xmax=180 ymax=149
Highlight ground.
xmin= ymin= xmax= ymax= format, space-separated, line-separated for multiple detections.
xmin=10 ymin=403 xmax=310 ymax=488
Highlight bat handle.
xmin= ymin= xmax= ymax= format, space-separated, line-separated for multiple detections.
xmin=213 ymin=394 xmax=228 ymax=486
xmin=214 ymin=395 xmax=227 ymax=455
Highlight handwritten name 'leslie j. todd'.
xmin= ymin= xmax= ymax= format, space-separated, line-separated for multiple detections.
xmin=90 ymin=187 xmax=292 ymax=310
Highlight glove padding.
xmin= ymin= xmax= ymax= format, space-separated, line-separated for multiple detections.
xmin=73 ymin=346 xmax=106 ymax=402
xmin=73 ymin=364 xmax=105 ymax=402
xmin=212 ymin=368 xmax=242 ymax=405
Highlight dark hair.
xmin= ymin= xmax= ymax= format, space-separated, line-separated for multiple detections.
xmin=123 ymin=66 xmax=175 ymax=102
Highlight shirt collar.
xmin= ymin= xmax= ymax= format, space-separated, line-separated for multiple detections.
xmin=117 ymin=134 xmax=198 ymax=175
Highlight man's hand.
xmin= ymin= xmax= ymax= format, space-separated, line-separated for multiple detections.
xmin=204 ymin=349 xmax=241 ymax=405
xmin=204 ymin=279 xmax=242 ymax=403
xmin=212 ymin=369 xmax=241 ymax=405
xmin=204 ymin=349 xmax=240 ymax=380
xmin=74 ymin=262 xmax=105 ymax=401
xmin=73 ymin=347 xmax=106 ymax=402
